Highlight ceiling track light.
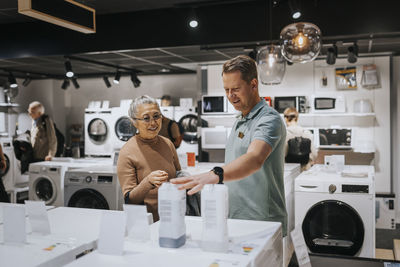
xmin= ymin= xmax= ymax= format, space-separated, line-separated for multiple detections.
xmin=347 ymin=43 xmax=359 ymax=63
xmin=289 ymin=0 xmax=301 ymax=20
xmin=64 ymin=59 xmax=74 ymax=78
xmin=71 ymin=77 xmax=80 ymax=89
xmin=248 ymin=48 xmax=258 ymax=60
xmin=113 ymin=70 xmax=121 ymax=84
xmin=326 ymin=44 xmax=338 ymax=65
xmin=103 ymin=76 xmax=112 ymax=88
xmin=61 ymin=79 xmax=70 ymax=90
xmin=8 ymin=72 xmax=18 ymax=88
xmin=188 ymin=8 xmax=199 ymax=28
xmin=22 ymin=75 xmax=32 ymax=87
xmin=130 ymin=72 xmax=141 ymax=88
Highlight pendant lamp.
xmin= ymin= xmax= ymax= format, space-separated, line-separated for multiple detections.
xmin=256 ymin=45 xmax=286 ymax=85
xmin=280 ymin=22 xmax=321 ymax=63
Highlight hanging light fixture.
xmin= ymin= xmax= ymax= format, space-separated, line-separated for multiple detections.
xmin=255 ymin=0 xmax=286 ymax=85
xmin=113 ymin=70 xmax=121 ymax=84
xmin=130 ymin=72 xmax=141 ymax=88
xmin=8 ymin=72 xmax=18 ymax=88
xmin=64 ymin=59 xmax=74 ymax=78
xmin=347 ymin=43 xmax=358 ymax=63
xmin=103 ymin=76 xmax=112 ymax=88
xmin=188 ymin=8 xmax=199 ymax=28
xmin=61 ymin=79 xmax=70 ymax=90
xmin=288 ymin=0 xmax=301 ymax=20
xmin=326 ymin=44 xmax=338 ymax=65
xmin=22 ymin=75 xmax=32 ymax=87
xmin=256 ymin=45 xmax=286 ymax=85
xmin=280 ymin=22 xmax=321 ymax=63
xmin=71 ymin=77 xmax=80 ymax=89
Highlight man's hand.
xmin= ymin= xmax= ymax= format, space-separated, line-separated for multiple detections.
xmin=45 ymin=155 xmax=52 ymax=161
xmin=170 ymin=171 xmax=219 ymax=195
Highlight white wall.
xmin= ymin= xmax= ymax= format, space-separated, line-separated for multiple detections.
xmin=205 ymin=56 xmax=391 ymax=193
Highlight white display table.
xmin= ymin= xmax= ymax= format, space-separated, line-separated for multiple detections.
xmin=0 ymin=202 xmax=55 ymax=224
xmin=66 ymin=217 xmax=282 ymax=267
xmin=0 ymin=207 xmax=113 ymax=267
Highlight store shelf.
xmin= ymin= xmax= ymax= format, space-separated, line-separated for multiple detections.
xmin=293 ymin=113 xmax=375 ymax=118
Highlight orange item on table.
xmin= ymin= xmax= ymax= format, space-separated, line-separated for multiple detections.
xmin=187 ymin=152 xmax=195 ymax=167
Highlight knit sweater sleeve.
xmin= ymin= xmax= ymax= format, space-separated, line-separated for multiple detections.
xmin=117 ymin=144 xmax=154 ymax=204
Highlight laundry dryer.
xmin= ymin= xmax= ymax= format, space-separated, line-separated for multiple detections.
xmin=28 ymin=160 xmax=105 ymax=206
xmin=110 ymin=107 xmax=136 ymax=151
xmin=84 ymin=108 xmax=114 ymax=157
xmin=0 ymin=137 xmax=15 ymax=191
xmin=295 ymin=164 xmax=375 ymax=258
xmin=64 ymin=165 xmax=122 ymax=210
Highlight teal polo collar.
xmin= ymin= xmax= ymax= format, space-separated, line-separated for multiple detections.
xmin=238 ymin=98 xmax=266 ymax=120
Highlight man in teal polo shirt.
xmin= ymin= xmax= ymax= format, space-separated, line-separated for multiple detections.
xmin=171 ymin=55 xmax=287 ymax=235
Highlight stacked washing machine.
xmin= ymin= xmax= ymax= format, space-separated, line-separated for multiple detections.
xmin=84 ymin=106 xmax=114 ymax=157
xmin=174 ymin=106 xmax=199 ymax=156
xmin=64 ymin=165 xmax=122 ymax=210
xmin=0 ymin=137 xmax=16 ymax=192
xmin=110 ymin=100 xmax=136 ymax=151
xmin=28 ymin=158 xmax=112 ymax=206
xmin=295 ymin=164 xmax=375 ymax=258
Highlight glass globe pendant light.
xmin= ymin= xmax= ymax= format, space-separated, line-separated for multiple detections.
xmin=256 ymin=45 xmax=286 ymax=85
xmin=280 ymin=22 xmax=321 ymax=63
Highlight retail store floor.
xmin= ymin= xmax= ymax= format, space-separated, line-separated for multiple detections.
xmin=288 ymin=224 xmax=400 ymax=266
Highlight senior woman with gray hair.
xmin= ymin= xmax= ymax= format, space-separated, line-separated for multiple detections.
xmin=117 ymin=95 xmax=181 ymax=221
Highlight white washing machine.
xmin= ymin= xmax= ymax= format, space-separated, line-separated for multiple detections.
xmin=174 ymin=106 xmax=200 ymax=156
xmin=0 ymin=137 xmax=15 ymax=191
xmin=28 ymin=160 xmax=107 ymax=206
xmin=84 ymin=108 xmax=114 ymax=157
xmin=160 ymin=106 xmax=175 ymax=120
xmin=295 ymin=164 xmax=375 ymax=258
xmin=64 ymin=165 xmax=122 ymax=210
xmin=110 ymin=107 xmax=136 ymax=151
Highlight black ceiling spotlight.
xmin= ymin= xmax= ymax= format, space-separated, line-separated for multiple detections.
xmin=326 ymin=44 xmax=338 ymax=65
xmin=22 ymin=75 xmax=32 ymax=87
xmin=71 ymin=77 xmax=80 ymax=89
xmin=8 ymin=72 xmax=18 ymax=88
xmin=286 ymin=60 xmax=293 ymax=66
xmin=113 ymin=70 xmax=121 ymax=84
xmin=61 ymin=79 xmax=70 ymax=90
xmin=188 ymin=8 xmax=199 ymax=28
xmin=64 ymin=59 xmax=74 ymax=78
xmin=347 ymin=42 xmax=359 ymax=63
xmin=130 ymin=72 xmax=141 ymax=88
xmin=103 ymin=76 xmax=112 ymax=88
xmin=288 ymin=0 xmax=301 ymax=20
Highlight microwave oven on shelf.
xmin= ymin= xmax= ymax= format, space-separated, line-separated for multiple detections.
xmin=311 ymin=94 xmax=346 ymax=113
xmin=274 ymin=96 xmax=307 ymax=113
xmin=202 ymin=95 xmax=236 ymax=115
xmin=201 ymin=127 xmax=230 ymax=149
xmin=316 ymin=128 xmax=353 ymax=149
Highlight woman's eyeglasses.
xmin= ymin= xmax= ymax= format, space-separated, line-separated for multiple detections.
xmin=134 ymin=113 xmax=162 ymax=123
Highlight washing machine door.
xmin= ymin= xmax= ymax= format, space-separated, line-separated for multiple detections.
xmin=34 ymin=177 xmax=56 ymax=204
xmin=0 ymin=154 xmax=10 ymax=177
xmin=68 ymin=188 xmax=110 ymax=210
xmin=115 ymin=116 xmax=136 ymax=142
xmin=302 ymin=200 xmax=364 ymax=256
xmin=179 ymin=114 xmax=207 ymax=143
xmin=88 ymin=118 xmax=108 ymax=143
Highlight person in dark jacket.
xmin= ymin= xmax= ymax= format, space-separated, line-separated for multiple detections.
xmin=28 ymin=101 xmax=57 ymax=161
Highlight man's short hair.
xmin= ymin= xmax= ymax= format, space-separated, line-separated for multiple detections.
xmin=222 ymin=55 xmax=258 ymax=84
xmin=28 ymin=101 xmax=45 ymax=114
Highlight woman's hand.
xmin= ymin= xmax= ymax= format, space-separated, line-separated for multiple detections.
xmin=147 ymin=170 xmax=168 ymax=188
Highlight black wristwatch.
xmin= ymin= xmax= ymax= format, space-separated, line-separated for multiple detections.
xmin=211 ymin=166 xmax=224 ymax=184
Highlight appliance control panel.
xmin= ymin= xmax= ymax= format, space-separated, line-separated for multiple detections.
xmin=342 ymin=184 xmax=369 ymax=193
